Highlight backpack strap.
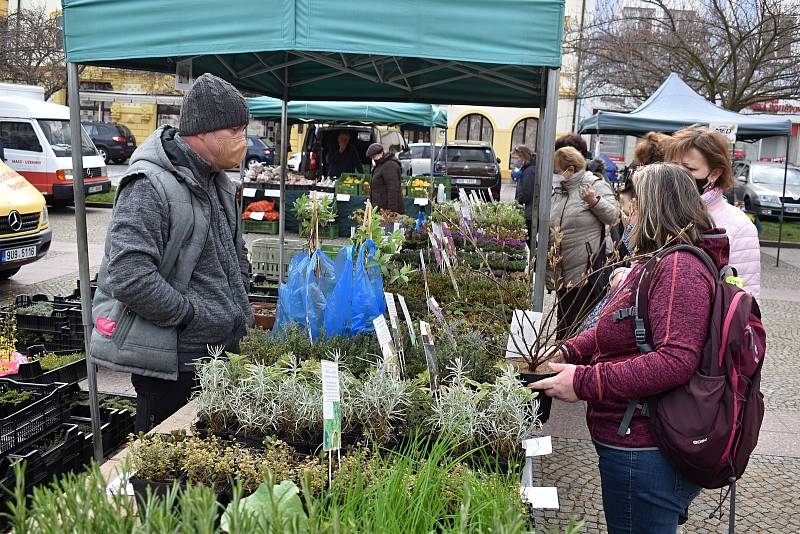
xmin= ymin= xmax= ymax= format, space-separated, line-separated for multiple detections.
xmin=616 ymin=243 xmax=719 ymax=437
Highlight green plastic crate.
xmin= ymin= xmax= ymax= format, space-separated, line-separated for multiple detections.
xmin=335 ymin=182 xmax=361 ymax=195
xmin=250 ymin=238 xmax=306 ymax=281
xmin=242 ymin=220 xmax=279 ymax=234
xmin=320 ymin=243 xmax=344 ymax=256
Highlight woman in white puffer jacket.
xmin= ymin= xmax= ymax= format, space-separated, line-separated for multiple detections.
xmin=666 ymin=125 xmax=760 ymax=298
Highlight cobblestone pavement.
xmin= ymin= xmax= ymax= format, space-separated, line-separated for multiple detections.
xmin=3 ymin=200 xmax=800 ymax=531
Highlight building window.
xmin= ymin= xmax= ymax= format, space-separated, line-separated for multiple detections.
xmin=455 ymin=113 xmax=493 ymax=143
xmin=157 ymin=104 xmax=182 ymax=128
xmin=80 ymin=81 xmax=114 ymax=92
xmin=401 ymin=128 xmax=430 ymax=144
xmin=510 ymin=117 xmax=538 ymax=167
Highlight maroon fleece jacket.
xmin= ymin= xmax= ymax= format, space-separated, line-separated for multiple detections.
xmin=562 ymin=231 xmax=729 ymax=448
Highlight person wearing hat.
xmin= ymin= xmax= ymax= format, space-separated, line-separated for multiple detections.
xmin=91 ymin=73 xmax=253 ymax=432
xmin=367 ymin=142 xmax=404 ymax=214
xmin=512 ymin=144 xmax=537 ymax=238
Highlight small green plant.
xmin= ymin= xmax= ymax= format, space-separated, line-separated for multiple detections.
xmin=36 ymin=352 xmax=84 ymax=371
xmin=128 ymin=431 xmax=188 ymax=482
xmin=0 ymin=389 xmax=33 ymax=406
xmin=293 ymin=194 xmax=337 ymax=236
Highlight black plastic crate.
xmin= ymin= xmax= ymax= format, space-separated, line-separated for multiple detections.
xmin=7 ymin=424 xmax=83 ymax=478
xmin=8 ymin=295 xmax=71 ymax=334
xmin=71 ymin=416 xmax=113 ymax=460
xmin=0 ymin=379 xmax=70 ymax=456
xmin=38 ymin=358 xmax=88 ymax=385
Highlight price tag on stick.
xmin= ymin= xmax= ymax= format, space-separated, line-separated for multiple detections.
xmin=373 ymin=315 xmax=399 ymax=376
xmin=384 ymin=292 xmax=400 ymax=329
xmin=397 ymin=294 xmax=417 ymax=346
xmin=419 ymin=321 xmax=440 ymax=393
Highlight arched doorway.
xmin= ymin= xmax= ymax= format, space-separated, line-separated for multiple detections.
xmin=455 ymin=113 xmax=493 ymax=143
xmin=510 ymin=117 xmax=538 ymax=168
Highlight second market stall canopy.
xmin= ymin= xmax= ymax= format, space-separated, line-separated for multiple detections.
xmin=248 ymin=98 xmax=448 ymax=128
xmin=578 ymin=73 xmax=792 ymax=139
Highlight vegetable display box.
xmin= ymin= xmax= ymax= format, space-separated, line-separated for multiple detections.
xmin=243 ymin=220 xmax=279 ymax=234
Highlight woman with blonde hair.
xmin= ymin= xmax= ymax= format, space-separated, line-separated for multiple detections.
xmin=666 ymin=125 xmax=760 ymax=297
xmin=533 ymin=163 xmax=726 ymax=532
xmin=548 ymin=146 xmax=620 ymax=338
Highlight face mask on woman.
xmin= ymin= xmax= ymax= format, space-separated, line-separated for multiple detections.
xmin=695 ymin=171 xmax=712 ymax=195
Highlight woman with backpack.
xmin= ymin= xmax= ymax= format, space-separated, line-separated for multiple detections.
xmin=666 ymin=125 xmax=760 ymax=297
xmin=532 ymin=163 xmax=726 ymax=533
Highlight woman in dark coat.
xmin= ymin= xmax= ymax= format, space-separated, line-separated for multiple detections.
xmin=512 ymin=144 xmax=537 ymax=237
xmin=367 ymin=143 xmax=404 ymax=213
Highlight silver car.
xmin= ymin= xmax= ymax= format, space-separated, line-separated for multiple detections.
xmin=733 ymin=161 xmax=800 ymax=220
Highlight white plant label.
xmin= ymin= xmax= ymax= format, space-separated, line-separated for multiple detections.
xmin=520 ymin=487 xmax=559 ymax=509
xmin=384 ymin=292 xmax=399 ymax=329
xmin=505 ymin=310 xmax=543 ymax=360
xmin=264 ymin=189 xmax=281 ymax=198
xmin=321 ymin=360 xmax=341 ymax=451
xmin=248 ymin=211 xmax=265 ymax=221
xmin=419 ymin=320 xmax=440 ymax=392
xmin=414 ymin=197 xmax=429 ymax=206
xmin=397 ymin=294 xmax=417 ymax=346
xmin=373 ymin=315 xmax=398 ymax=374
xmin=393 ymin=222 xmax=401 ymax=233
xmin=460 ymin=205 xmax=472 ymax=221
xmin=242 ymin=188 xmax=257 ymax=198
xmin=523 ymin=436 xmax=553 ymax=457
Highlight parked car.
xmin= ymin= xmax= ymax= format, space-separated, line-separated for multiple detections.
xmin=434 ymin=142 xmax=502 ymax=200
xmin=732 ymin=160 xmax=800 ymax=219
xmin=246 ymin=134 xmax=274 ymax=167
xmin=82 ymin=121 xmax=137 ymax=164
xmin=398 ymin=143 xmax=442 ymax=176
xmin=299 ymin=124 xmax=406 ymax=177
xmin=0 ymin=96 xmax=110 ymax=206
xmin=0 ymin=158 xmax=51 ymax=280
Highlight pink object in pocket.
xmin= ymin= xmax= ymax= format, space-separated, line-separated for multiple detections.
xmin=96 ymin=317 xmax=117 ymax=336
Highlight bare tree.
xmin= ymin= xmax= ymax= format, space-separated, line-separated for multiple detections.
xmin=0 ymin=7 xmax=69 ymax=99
xmin=569 ymin=0 xmax=800 ymax=111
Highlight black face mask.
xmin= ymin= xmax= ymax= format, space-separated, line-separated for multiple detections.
xmin=695 ymin=171 xmax=712 ymax=195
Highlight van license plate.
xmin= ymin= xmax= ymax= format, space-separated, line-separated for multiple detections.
xmin=1 ymin=246 xmax=36 ymax=263
xmin=786 ymin=206 xmax=800 ymax=214
xmin=88 ymin=185 xmax=103 ymax=194
xmin=453 ymin=178 xmax=480 ymax=185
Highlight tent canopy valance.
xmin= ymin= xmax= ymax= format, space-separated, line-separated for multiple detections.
xmin=62 ymin=0 xmax=565 ymax=107
xmin=247 ymin=97 xmax=448 ymax=128
xmin=578 ymin=73 xmax=792 ymax=140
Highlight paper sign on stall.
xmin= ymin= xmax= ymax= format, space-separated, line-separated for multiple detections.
xmin=505 ymin=310 xmax=543 ymax=360
xmin=264 ymin=189 xmax=281 ymax=198
xmin=242 ymin=188 xmax=257 ymax=198
xmin=396 ymin=294 xmax=417 ymax=346
xmin=520 ymin=487 xmax=559 ymax=509
xmin=414 ymin=197 xmax=429 ymax=206
xmin=523 ymin=436 xmax=553 ymax=457
xmin=336 ymin=194 xmax=351 ymax=202
xmin=248 ymin=211 xmax=265 ymax=221
xmin=321 ymin=360 xmax=341 ymax=451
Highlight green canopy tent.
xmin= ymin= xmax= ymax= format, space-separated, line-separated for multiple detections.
xmin=61 ymin=0 xmax=566 ymax=461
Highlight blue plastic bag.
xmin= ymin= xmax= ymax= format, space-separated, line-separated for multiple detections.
xmin=274 ymin=249 xmax=337 ymax=342
xmin=324 ymin=240 xmax=386 ymax=336
xmin=324 ymin=244 xmax=356 ymax=337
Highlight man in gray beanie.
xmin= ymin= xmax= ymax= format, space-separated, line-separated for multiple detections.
xmin=91 ymin=73 xmax=253 ymax=432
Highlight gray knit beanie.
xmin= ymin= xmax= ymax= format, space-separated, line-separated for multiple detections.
xmin=179 ymin=73 xmax=249 ymax=135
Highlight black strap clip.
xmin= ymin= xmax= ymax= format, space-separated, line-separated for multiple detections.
xmin=617 ymin=398 xmax=650 ymax=437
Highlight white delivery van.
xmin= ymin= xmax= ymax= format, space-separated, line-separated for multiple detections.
xmin=0 ymin=94 xmax=111 ymax=206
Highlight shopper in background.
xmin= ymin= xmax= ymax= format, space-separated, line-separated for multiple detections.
xmin=367 ymin=142 xmax=404 ymax=214
xmin=512 ymin=144 xmax=538 ymax=238
xmin=666 ymin=125 xmax=760 ymax=297
xmin=92 ymin=73 xmax=253 ymax=433
xmin=533 ymin=163 xmax=721 ymax=533
xmin=548 ymin=147 xmax=620 ymax=339
xmin=327 ymin=131 xmax=362 ymax=178
xmin=555 ymin=133 xmax=591 ymax=160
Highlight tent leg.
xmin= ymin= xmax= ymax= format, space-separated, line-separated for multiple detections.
xmin=532 ymin=68 xmax=560 ymax=311
xmin=776 ymin=136 xmax=790 ymax=267
xmin=429 ymin=126 xmax=436 ymax=200
xmin=67 ymin=62 xmax=103 ymax=463
xmin=278 ymin=90 xmax=288 ymax=282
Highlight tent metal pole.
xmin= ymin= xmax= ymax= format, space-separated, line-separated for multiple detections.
xmin=532 ymin=68 xmax=560 ymax=311
xmin=776 ymin=136 xmax=790 ymax=267
xmin=67 ymin=62 xmax=103 ymax=462
xmin=278 ymin=88 xmax=288 ymax=282
xmin=429 ymin=125 xmax=436 ymax=200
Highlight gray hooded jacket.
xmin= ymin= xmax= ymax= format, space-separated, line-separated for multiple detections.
xmin=90 ymin=126 xmax=252 ymax=380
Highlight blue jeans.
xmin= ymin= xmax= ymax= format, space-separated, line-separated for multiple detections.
xmin=594 ymin=442 xmax=701 ymax=534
